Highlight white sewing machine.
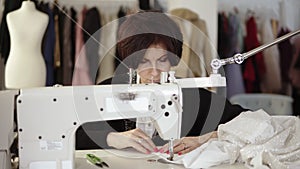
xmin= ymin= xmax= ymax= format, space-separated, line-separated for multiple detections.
xmin=8 ymin=72 xmax=225 ymax=169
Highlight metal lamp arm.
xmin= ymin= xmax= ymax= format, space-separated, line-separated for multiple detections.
xmin=211 ymin=29 xmax=300 ymax=73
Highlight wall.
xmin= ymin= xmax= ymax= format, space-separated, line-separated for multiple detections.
xmin=282 ymin=0 xmax=300 ymax=31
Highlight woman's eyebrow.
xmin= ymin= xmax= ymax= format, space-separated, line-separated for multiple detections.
xmin=158 ymin=54 xmax=168 ymax=59
xmin=142 ymin=58 xmax=150 ymax=61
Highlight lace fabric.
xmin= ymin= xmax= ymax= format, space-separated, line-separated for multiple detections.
xmin=162 ymin=109 xmax=300 ymax=169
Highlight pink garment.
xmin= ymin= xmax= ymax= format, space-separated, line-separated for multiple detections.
xmin=72 ymin=7 xmax=93 ymax=85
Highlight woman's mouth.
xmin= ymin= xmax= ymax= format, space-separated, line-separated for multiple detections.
xmin=145 ymin=79 xmax=160 ymax=83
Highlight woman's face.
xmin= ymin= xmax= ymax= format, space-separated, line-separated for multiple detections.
xmin=137 ymin=43 xmax=171 ymax=83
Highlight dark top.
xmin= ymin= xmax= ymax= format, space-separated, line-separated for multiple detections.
xmin=76 ymin=77 xmax=246 ymax=150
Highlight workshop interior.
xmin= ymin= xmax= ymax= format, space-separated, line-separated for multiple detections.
xmin=0 ymin=0 xmax=300 ymax=169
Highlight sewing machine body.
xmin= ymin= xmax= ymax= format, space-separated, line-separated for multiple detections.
xmin=16 ymin=83 xmax=184 ymax=169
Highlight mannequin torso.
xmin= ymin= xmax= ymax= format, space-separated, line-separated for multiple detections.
xmin=5 ymin=1 xmax=49 ymax=89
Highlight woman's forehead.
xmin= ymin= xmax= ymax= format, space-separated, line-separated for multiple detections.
xmin=144 ymin=44 xmax=168 ymax=59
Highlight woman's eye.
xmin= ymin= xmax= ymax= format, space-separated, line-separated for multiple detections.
xmin=159 ymin=57 xmax=168 ymax=62
xmin=140 ymin=59 xmax=149 ymax=64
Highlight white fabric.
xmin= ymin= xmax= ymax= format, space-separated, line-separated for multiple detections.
xmin=161 ymin=110 xmax=300 ymax=169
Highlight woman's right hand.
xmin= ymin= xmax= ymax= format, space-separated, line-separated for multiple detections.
xmin=106 ymin=128 xmax=158 ymax=154
xmin=159 ymin=131 xmax=218 ymax=155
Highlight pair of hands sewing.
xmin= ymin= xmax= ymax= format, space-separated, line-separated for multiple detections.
xmin=106 ymin=128 xmax=218 ymax=155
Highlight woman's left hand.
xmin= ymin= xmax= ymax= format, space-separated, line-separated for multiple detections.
xmin=159 ymin=131 xmax=217 ymax=155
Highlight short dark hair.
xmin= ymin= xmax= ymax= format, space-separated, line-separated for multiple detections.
xmin=117 ymin=11 xmax=183 ymax=69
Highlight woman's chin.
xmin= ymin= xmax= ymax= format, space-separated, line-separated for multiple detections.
xmin=143 ymin=80 xmax=160 ymax=84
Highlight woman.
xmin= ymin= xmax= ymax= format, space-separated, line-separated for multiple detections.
xmin=76 ymin=11 xmax=246 ymax=155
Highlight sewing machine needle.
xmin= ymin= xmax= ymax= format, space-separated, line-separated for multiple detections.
xmin=168 ymin=139 xmax=174 ymax=161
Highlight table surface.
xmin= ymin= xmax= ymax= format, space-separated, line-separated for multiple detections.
xmin=76 ymin=149 xmax=247 ymax=169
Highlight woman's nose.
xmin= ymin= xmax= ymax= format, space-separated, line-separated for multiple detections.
xmin=150 ymin=67 xmax=160 ymax=76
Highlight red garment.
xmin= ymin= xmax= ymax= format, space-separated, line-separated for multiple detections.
xmin=243 ymin=16 xmax=266 ymax=93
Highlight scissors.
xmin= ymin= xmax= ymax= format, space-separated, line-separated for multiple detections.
xmin=86 ymin=153 xmax=109 ymax=168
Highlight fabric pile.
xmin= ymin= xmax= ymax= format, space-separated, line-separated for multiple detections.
xmin=164 ymin=110 xmax=300 ymax=169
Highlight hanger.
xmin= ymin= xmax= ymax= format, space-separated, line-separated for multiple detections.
xmin=246 ymin=9 xmax=255 ymax=19
xmin=233 ymin=6 xmax=239 ymax=14
xmin=54 ymin=0 xmax=59 ymax=5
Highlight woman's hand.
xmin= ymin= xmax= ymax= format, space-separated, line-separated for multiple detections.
xmin=106 ymin=128 xmax=158 ymax=154
xmin=160 ymin=131 xmax=218 ymax=155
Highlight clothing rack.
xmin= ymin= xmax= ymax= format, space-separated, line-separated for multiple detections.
xmin=41 ymin=0 xmax=139 ymax=13
xmin=218 ymin=0 xmax=300 ymax=31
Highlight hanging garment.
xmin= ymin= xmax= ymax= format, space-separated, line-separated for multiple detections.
xmin=291 ymin=36 xmax=300 ymax=71
xmin=217 ymin=12 xmax=230 ymax=59
xmin=153 ymin=0 xmax=164 ymax=11
xmin=114 ymin=6 xmax=126 ymax=68
xmin=243 ymin=16 xmax=266 ymax=93
xmin=170 ymin=8 xmax=214 ymax=77
xmin=62 ymin=8 xmax=73 ymax=85
xmin=291 ymin=50 xmax=300 ymax=116
xmin=72 ymin=6 xmax=93 ymax=85
xmin=139 ymin=0 xmax=150 ymax=10
xmin=53 ymin=4 xmax=64 ymax=84
xmin=0 ymin=0 xmax=22 ymax=62
xmin=260 ymin=19 xmax=282 ymax=93
xmin=96 ymin=10 xmax=118 ymax=84
xmin=277 ymin=28 xmax=293 ymax=95
xmin=289 ymin=36 xmax=300 ymax=116
xmin=217 ymin=13 xmax=245 ymax=98
xmin=70 ymin=7 xmax=77 ymax=70
xmin=0 ymin=3 xmax=3 ymax=22
xmin=82 ymin=7 xmax=101 ymax=84
xmin=41 ymin=3 xmax=55 ymax=86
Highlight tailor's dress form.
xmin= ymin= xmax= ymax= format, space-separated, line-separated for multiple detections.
xmin=5 ymin=1 xmax=48 ymax=89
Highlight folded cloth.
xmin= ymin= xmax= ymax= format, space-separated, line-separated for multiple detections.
xmin=159 ymin=109 xmax=300 ymax=169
